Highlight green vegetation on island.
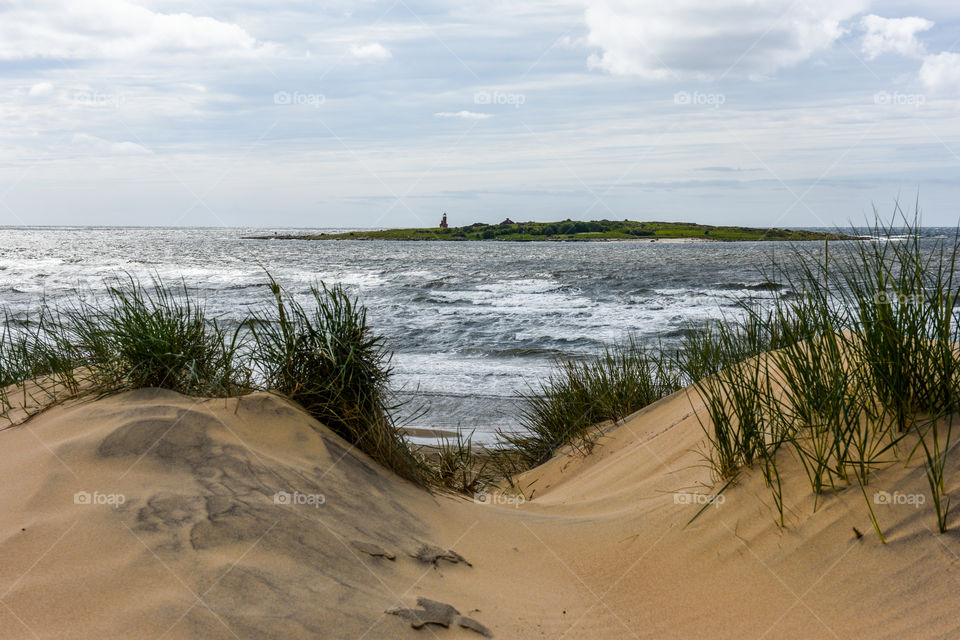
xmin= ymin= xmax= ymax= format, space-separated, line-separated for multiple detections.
xmin=247 ymin=219 xmax=855 ymax=242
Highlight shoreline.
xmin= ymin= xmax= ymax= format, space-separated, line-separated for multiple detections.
xmin=241 ymin=219 xmax=856 ymax=243
xmin=243 ymin=234 xmax=720 ymax=243
xmin=242 ymin=234 xmax=859 ymax=243
xmin=400 ymin=426 xmax=460 ymax=439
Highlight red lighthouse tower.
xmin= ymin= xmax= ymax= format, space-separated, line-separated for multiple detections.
xmin=439 ymin=213 xmax=448 ymax=229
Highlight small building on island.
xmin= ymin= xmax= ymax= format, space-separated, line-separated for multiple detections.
xmin=439 ymin=213 xmax=448 ymax=229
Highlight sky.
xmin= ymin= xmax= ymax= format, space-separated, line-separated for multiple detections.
xmin=0 ymin=0 xmax=958 ymax=228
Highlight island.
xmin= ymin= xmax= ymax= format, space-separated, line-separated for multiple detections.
xmin=245 ymin=219 xmax=855 ymax=242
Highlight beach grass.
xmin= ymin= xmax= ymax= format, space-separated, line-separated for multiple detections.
xmin=493 ymin=338 xmax=680 ymax=472
xmin=673 ymin=208 xmax=960 ymax=536
xmin=246 ymin=276 xmax=426 ymax=484
xmin=60 ymin=275 xmax=247 ymax=397
xmin=0 ymin=309 xmax=68 ymax=411
xmin=424 ymin=428 xmax=493 ymax=494
xmin=0 ymin=273 xmax=428 ymax=486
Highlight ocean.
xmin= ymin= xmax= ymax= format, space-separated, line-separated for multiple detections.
xmin=1 ymin=226 xmax=953 ymax=442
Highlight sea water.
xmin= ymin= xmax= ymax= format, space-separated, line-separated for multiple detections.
xmin=1 ymin=226 xmax=952 ymax=441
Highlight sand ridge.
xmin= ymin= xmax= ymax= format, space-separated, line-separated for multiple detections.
xmin=0 ymin=386 xmax=958 ymax=638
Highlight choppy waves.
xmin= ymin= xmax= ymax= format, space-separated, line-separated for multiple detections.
xmin=1 ymin=225 xmax=952 ymax=441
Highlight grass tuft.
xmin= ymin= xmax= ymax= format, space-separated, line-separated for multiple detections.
xmin=424 ymin=428 xmax=492 ymax=494
xmin=60 ymin=275 xmax=246 ymax=397
xmin=494 ymin=338 xmax=679 ymax=470
xmin=248 ymin=276 xmax=426 ymax=485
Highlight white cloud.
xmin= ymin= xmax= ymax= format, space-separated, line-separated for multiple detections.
xmin=855 ymin=15 xmax=959 ymax=93
xmin=919 ymin=52 xmax=960 ymax=91
xmin=28 ymin=82 xmax=54 ymax=97
xmin=349 ymin=42 xmax=391 ymax=62
xmin=0 ymin=0 xmax=269 ymax=60
xmin=860 ymin=15 xmax=933 ymax=60
xmin=584 ymin=0 xmax=869 ymax=79
xmin=435 ymin=111 xmax=493 ymax=119
xmin=72 ymin=133 xmax=152 ymax=155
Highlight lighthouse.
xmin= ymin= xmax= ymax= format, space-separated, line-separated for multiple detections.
xmin=439 ymin=213 xmax=448 ymax=229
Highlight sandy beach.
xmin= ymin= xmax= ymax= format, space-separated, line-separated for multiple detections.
xmin=1 ymin=380 xmax=956 ymax=639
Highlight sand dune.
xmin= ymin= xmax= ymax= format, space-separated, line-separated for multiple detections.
xmin=1 ymin=385 xmax=958 ymax=639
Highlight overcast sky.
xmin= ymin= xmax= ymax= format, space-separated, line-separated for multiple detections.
xmin=1 ymin=0 xmax=958 ymax=228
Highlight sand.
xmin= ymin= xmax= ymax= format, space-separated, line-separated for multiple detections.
xmin=1 ymin=384 xmax=958 ymax=639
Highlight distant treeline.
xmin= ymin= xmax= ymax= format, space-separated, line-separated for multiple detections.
xmin=248 ymin=219 xmax=854 ymax=242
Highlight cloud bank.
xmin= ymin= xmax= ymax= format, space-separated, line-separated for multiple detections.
xmin=584 ymin=0 xmax=869 ymax=79
xmin=0 ymin=0 xmax=268 ymax=60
